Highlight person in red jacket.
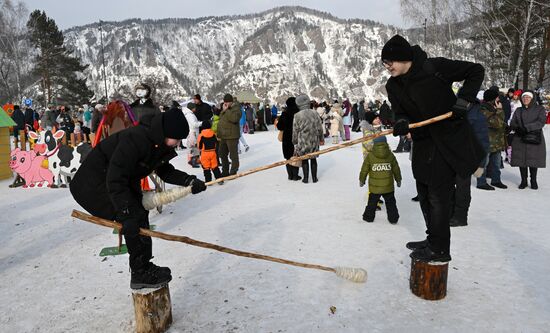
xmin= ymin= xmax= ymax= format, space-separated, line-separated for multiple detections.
xmin=198 ymin=121 xmax=223 ymax=183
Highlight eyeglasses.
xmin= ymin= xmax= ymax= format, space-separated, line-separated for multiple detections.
xmin=382 ymin=59 xmax=393 ymax=67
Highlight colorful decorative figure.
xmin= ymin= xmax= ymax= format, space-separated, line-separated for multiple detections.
xmin=9 ymin=148 xmax=54 ymax=188
xmin=28 ymin=129 xmax=92 ymax=188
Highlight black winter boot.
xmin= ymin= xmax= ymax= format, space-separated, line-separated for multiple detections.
xmin=131 ymin=264 xmax=172 ymax=289
xmin=529 ymin=167 xmax=538 ymax=189
xmin=310 ymin=158 xmax=318 ymax=183
xmin=406 ymin=239 xmax=428 ymax=250
xmin=291 ymin=166 xmax=302 ymax=181
xmin=302 ymin=159 xmax=309 ymax=183
xmin=285 ymin=164 xmax=293 ymax=180
xmin=519 ymin=167 xmax=528 ymax=189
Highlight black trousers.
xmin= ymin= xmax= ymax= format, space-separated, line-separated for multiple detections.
xmin=416 ymin=180 xmax=454 ymax=253
xmin=450 ymin=174 xmax=471 ymax=220
xmin=363 ymin=192 xmax=399 ymax=223
xmin=123 ymin=207 xmax=153 ymax=271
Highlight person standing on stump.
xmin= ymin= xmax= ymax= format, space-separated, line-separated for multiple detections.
xmin=382 ymin=34 xmax=485 ymax=262
xmin=69 ymin=108 xmax=207 ymax=289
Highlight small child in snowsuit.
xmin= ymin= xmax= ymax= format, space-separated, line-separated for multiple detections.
xmin=197 ymin=121 xmax=223 ymax=184
xmin=359 ymin=136 xmax=402 ymax=224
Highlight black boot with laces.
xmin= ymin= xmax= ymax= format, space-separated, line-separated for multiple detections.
xmin=130 ymin=264 xmax=172 ymax=289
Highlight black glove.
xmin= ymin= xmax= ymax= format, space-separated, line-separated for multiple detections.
xmin=392 ymin=119 xmax=409 ymax=136
xmin=451 ymin=98 xmax=470 ymax=119
xmin=116 ymin=205 xmax=147 ymax=236
xmin=190 ymin=178 xmax=207 ymax=194
xmin=515 ymin=127 xmax=527 ymax=136
xmin=182 ymin=175 xmax=197 ymax=187
xmin=396 ymin=180 xmax=402 ymax=187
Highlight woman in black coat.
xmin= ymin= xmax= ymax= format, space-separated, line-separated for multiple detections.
xmin=276 ymin=97 xmax=301 ymax=180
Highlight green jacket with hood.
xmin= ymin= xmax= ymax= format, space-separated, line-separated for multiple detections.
xmin=359 ymin=142 xmax=402 ymax=194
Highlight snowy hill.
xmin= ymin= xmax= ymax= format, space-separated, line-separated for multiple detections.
xmin=1 ymin=126 xmax=549 ymax=332
xmin=63 ymin=7 xmax=402 ymax=103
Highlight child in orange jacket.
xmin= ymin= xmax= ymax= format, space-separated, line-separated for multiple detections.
xmin=197 ymin=121 xmax=223 ymax=183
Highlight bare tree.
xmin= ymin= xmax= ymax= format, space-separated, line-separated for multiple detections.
xmin=0 ymin=0 xmax=31 ymax=103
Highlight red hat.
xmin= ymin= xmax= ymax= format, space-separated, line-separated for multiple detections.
xmin=513 ymin=89 xmax=523 ymax=97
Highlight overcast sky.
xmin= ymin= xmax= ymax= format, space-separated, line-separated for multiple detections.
xmin=22 ymin=0 xmax=406 ymax=30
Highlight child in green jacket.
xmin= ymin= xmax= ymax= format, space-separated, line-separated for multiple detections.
xmin=359 ymin=136 xmax=402 ymax=224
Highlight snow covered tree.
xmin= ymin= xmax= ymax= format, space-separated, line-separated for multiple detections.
xmin=26 ymin=10 xmax=93 ymax=105
xmin=0 ymin=0 xmax=33 ymax=103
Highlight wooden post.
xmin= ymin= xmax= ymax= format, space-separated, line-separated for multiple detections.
xmin=409 ymin=259 xmax=448 ymax=300
xmin=132 ymin=285 xmax=173 ymax=333
xmin=70 ymin=133 xmax=76 ymax=147
xmin=19 ymin=130 xmax=26 ymax=150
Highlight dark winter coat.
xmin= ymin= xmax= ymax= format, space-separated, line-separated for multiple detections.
xmin=24 ymin=108 xmax=36 ymax=129
xmin=358 ymin=102 xmax=366 ymax=121
xmin=69 ymin=113 xmax=194 ymax=220
xmin=276 ymin=97 xmax=298 ymax=159
xmin=91 ymin=108 xmax=102 ymax=133
xmin=379 ymin=102 xmax=392 ymax=122
xmin=11 ymin=108 xmax=25 ymax=131
xmin=466 ymin=102 xmax=490 ymax=163
xmin=130 ymin=98 xmax=160 ymax=123
xmin=510 ymin=103 xmax=546 ymax=168
xmin=500 ymin=94 xmax=512 ymax=123
xmin=292 ymin=106 xmax=324 ymax=156
xmin=385 ymin=45 xmax=485 ymax=185
xmin=359 ymin=142 xmax=402 ymax=194
xmin=480 ymin=102 xmax=506 ymax=152
xmin=57 ymin=112 xmax=74 ymax=133
xmin=217 ymin=102 xmax=241 ymax=140
xmin=245 ymin=105 xmax=255 ymax=122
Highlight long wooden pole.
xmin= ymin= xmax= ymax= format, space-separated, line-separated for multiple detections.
xmin=72 ymin=210 xmax=335 ymax=273
xmin=205 ymin=112 xmax=452 ymax=186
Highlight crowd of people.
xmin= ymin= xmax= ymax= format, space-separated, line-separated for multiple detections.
xmin=7 ymin=34 xmax=549 ymax=290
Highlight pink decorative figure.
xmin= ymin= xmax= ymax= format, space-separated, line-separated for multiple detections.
xmin=9 ymin=148 xmax=54 ymax=188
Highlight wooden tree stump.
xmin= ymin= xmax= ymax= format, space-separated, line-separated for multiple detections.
xmin=132 ymin=285 xmax=173 ymax=333
xmin=409 ymin=259 xmax=448 ymax=300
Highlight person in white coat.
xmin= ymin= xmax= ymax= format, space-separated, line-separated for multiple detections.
xmin=183 ymin=102 xmax=202 ymax=167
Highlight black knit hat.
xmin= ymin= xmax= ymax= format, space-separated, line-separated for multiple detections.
xmin=381 ymin=35 xmax=413 ymax=61
xmin=364 ymin=112 xmax=378 ymax=124
xmin=483 ymin=89 xmax=499 ymax=102
xmin=162 ymin=108 xmax=189 ymax=139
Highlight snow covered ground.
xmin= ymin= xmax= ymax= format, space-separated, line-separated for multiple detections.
xmin=1 ymin=126 xmax=549 ymax=333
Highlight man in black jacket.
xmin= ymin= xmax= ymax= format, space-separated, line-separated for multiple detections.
xmin=193 ymin=94 xmax=213 ymax=130
xmin=382 ymin=35 xmax=485 ymax=262
xmin=70 ymin=109 xmax=207 ymax=289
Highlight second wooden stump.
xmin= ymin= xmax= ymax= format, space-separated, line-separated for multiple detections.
xmin=409 ymin=259 xmax=448 ymax=300
xmin=132 ymin=284 xmax=173 ymax=333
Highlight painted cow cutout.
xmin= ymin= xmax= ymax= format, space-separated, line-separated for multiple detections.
xmin=9 ymin=148 xmax=54 ymax=188
xmin=28 ymin=129 xmax=92 ymax=188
